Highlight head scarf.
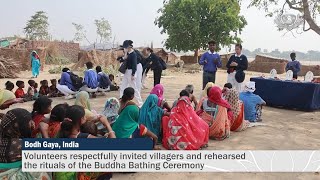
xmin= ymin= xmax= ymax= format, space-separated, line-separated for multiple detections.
xmin=244 ymin=81 xmax=256 ymax=93
xmin=224 ymin=89 xmax=241 ymax=120
xmin=102 ymin=97 xmax=120 ymax=121
xmin=0 ymin=90 xmax=16 ymax=106
xmin=75 ymin=91 xmax=91 ymax=110
xmin=208 ymin=86 xmax=231 ymax=109
xmin=139 ymin=94 xmax=164 ymax=139
xmin=112 ymin=105 xmax=139 ymax=138
xmin=150 ymin=84 xmax=164 ymax=106
xmin=202 ymin=82 xmax=215 ymax=98
xmin=0 ymin=108 xmax=32 ymax=163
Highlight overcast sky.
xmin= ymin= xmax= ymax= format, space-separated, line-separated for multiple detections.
xmin=1 ymin=0 xmax=319 ymax=52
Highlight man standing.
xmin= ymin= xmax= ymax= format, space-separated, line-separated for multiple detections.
xmin=199 ymin=41 xmax=222 ymax=89
xmin=286 ymin=52 xmax=301 ymax=79
xmin=226 ymin=44 xmax=248 ymax=92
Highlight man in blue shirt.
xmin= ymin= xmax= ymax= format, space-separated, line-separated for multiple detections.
xmin=96 ymin=65 xmax=111 ymax=93
xmin=286 ymin=52 xmax=301 ymax=79
xmin=240 ymin=81 xmax=266 ymax=122
xmin=80 ymin=62 xmax=98 ymax=96
xmin=56 ymin=68 xmax=78 ymax=99
xmin=199 ymin=41 xmax=222 ymax=89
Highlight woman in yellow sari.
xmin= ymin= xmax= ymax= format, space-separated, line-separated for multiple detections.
xmin=224 ymin=89 xmax=250 ymax=132
xmin=0 ymin=90 xmax=23 ymax=110
xmin=197 ymin=86 xmax=231 ymax=140
xmin=75 ymin=91 xmax=98 ymax=121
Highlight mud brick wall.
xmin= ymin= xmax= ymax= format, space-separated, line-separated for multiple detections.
xmin=248 ymin=55 xmax=289 ymax=74
xmin=26 ymin=41 xmax=80 ymax=62
xmin=0 ymin=48 xmax=47 ymax=71
xmin=300 ymin=65 xmax=320 ymax=76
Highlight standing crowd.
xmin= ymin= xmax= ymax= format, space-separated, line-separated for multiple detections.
xmin=0 ymin=41 xmax=267 ymax=179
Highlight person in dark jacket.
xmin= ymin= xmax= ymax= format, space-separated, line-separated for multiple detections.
xmin=226 ymin=44 xmax=248 ymax=92
xmin=143 ymin=48 xmax=163 ymax=86
xmin=96 ymin=66 xmax=111 ymax=93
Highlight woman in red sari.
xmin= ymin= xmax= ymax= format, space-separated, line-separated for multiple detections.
xmin=197 ymin=86 xmax=232 ymax=140
xmin=224 ymin=89 xmax=250 ymax=132
xmin=162 ymin=96 xmax=209 ymax=150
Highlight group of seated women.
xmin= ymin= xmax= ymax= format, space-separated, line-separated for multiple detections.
xmin=0 ymin=82 xmax=253 ymax=179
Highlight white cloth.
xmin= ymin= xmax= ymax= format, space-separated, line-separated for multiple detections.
xmin=98 ymin=87 xmax=110 ymax=92
xmin=227 ymin=72 xmax=243 ymax=93
xmin=136 ymin=63 xmax=143 ymax=91
xmin=56 ymin=84 xmax=77 ymax=96
xmin=244 ymin=81 xmax=256 ymax=93
xmin=119 ymin=67 xmax=143 ymax=107
xmin=142 ymin=71 xmax=147 ymax=88
xmin=80 ymin=85 xmax=98 ymax=93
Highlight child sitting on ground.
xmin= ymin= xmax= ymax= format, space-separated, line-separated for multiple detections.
xmin=27 ymin=80 xmax=39 ymax=100
xmin=15 ymin=81 xmax=25 ymax=98
xmin=39 ymin=80 xmax=50 ymax=96
xmin=172 ymin=89 xmax=190 ymax=108
xmin=185 ymin=84 xmax=198 ymax=109
xmin=5 ymin=81 xmax=14 ymax=91
xmin=31 ymin=96 xmax=53 ymax=137
xmin=109 ymin=74 xmax=119 ymax=91
xmin=80 ymin=121 xmax=98 ymax=136
xmin=49 ymin=79 xmax=60 ymax=97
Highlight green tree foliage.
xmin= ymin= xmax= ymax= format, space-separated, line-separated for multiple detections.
xmin=24 ymin=11 xmax=50 ymax=40
xmin=94 ymin=18 xmax=112 ymax=44
xmin=249 ymin=0 xmax=320 ymax=35
xmin=72 ymin=23 xmax=91 ymax=44
xmin=155 ymin=0 xmax=247 ymax=52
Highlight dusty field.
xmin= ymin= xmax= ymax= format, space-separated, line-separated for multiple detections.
xmin=1 ymin=66 xmax=319 ymax=179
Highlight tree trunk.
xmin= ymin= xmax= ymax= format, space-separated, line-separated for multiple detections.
xmin=194 ymin=48 xmax=199 ymax=63
xmin=302 ymin=0 xmax=320 ymax=35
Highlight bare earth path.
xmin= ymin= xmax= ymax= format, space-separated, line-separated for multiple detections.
xmin=1 ymin=68 xmax=319 ymax=179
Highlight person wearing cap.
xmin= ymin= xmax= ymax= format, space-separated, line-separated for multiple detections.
xmin=199 ymin=41 xmax=222 ymax=90
xmin=118 ymin=40 xmax=143 ymax=106
xmin=285 ymin=52 xmax=301 ymax=79
xmin=226 ymin=44 xmax=248 ymax=92
xmin=239 ymin=81 xmax=266 ymax=122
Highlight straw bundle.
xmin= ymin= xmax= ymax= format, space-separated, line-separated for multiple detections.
xmin=0 ymin=56 xmax=21 ymax=78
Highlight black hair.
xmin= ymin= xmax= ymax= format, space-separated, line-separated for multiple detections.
xmin=80 ymin=121 xmax=98 ymax=136
xmin=121 ymin=87 xmax=135 ymax=102
xmin=8 ymin=109 xmax=33 ymax=138
xmin=40 ymin=80 xmax=48 ymax=86
xmin=16 ymin=81 xmax=24 ymax=88
xmin=86 ymin=62 xmax=93 ymax=69
xmin=32 ymin=96 xmax=52 ymax=117
xmin=28 ymin=80 xmax=35 ymax=86
xmin=59 ymin=105 xmax=85 ymax=138
xmin=208 ymin=41 xmax=216 ymax=45
xmin=34 ymin=83 xmax=38 ymax=89
xmin=50 ymin=79 xmax=57 ymax=84
xmin=109 ymin=74 xmax=114 ymax=79
xmin=96 ymin=66 xmax=102 ymax=73
xmin=62 ymin=68 xmax=70 ymax=72
xmin=5 ymin=81 xmax=14 ymax=91
xmin=146 ymin=48 xmax=154 ymax=53
xmin=179 ymin=90 xmax=190 ymax=97
xmin=50 ymin=104 xmax=69 ymax=123
xmin=290 ymin=52 xmax=296 ymax=59
xmin=235 ymin=43 xmax=242 ymax=50
xmin=224 ymin=83 xmax=233 ymax=89
xmin=185 ymin=84 xmax=194 ymax=94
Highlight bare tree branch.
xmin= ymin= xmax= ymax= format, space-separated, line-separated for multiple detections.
xmin=302 ymin=0 xmax=320 ymax=35
xmin=285 ymin=0 xmax=303 ymax=11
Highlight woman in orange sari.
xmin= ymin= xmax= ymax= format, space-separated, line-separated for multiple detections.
xmin=224 ymin=89 xmax=250 ymax=132
xmin=162 ymin=96 xmax=209 ymax=150
xmin=197 ymin=86 xmax=231 ymax=140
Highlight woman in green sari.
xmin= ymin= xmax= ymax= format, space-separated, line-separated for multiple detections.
xmin=112 ymin=87 xmax=159 ymax=148
xmin=0 ymin=108 xmax=52 ymax=179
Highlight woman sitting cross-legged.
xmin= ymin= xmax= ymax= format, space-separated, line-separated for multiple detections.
xmin=197 ymin=86 xmax=232 ymax=140
xmin=75 ymin=91 xmax=100 ymax=121
xmin=139 ymin=94 xmax=170 ymax=143
xmin=150 ymin=84 xmax=171 ymax=112
xmin=162 ymin=96 xmax=209 ymax=150
xmin=112 ymin=87 xmax=159 ymax=149
xmin=224 ymin=88 xmax=250 ymax=132
xmin=0 ymin=109 xmax=51 ymax=179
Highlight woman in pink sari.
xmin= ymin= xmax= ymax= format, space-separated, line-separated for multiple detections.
xmin=150 ymin=84 xmax=171 ymax=111
xmin=224 ymin=89 xmax=250 ymax=132
xmin=162 ymin=96 xmax=209 ymax=150
xmin=197 ymin=86 xmax=232 ymax=140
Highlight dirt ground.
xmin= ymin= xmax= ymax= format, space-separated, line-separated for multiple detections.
xmin=1 ymin=66 xmax=319 ymax=180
